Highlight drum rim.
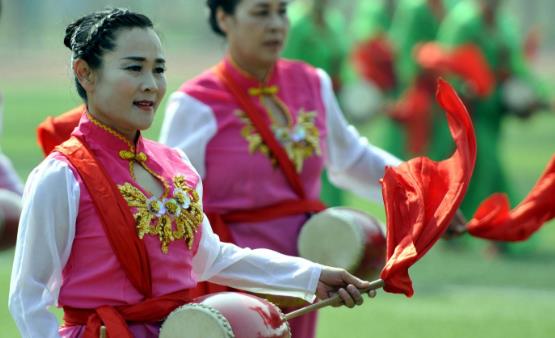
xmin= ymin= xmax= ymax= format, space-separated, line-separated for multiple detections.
xmin=160 ymin=303 xmax=235 ymax=338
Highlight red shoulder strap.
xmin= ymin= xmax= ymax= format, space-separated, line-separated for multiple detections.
xmin=57 ymin=136 xmax=153 ymax=297
xmin=214 ymin=62 xmax=307 ymax=199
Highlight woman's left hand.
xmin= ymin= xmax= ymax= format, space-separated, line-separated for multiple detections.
xmin=443 ymin=209 xmax=467 ymax=240
xmin=316 ymin=266 xmax=376 ymax=308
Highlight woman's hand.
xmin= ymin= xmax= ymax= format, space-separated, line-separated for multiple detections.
xmin=443 ymin=209 xmax=467 ymax=240
xmin=316 ymin=266 xmax=377 ymax=308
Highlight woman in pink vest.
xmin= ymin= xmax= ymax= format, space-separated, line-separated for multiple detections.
xmin=159 ymin=1 xmax=402 ymax=337
xmin=9 ymin=8 xmax=374 ymax=338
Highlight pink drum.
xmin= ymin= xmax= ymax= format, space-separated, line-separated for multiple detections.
xmin=160 ymin=292 xmax=290 ymax=338
xmin=298 ymin=207 xmax=386 ymax=279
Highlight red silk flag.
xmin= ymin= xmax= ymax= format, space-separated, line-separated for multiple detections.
xmin=352 ymin=34 xmax=397 ymax=91
xmin=415 ymin=42 xmax=495 ymax=97
xmin=467 ymin=155 xmax=555 ymax=241
xmin=389 ymin=75 xmax=435 ymax=155
xmin=37 ymin=105 xmax=84 ymax=156
xmin=380 ymin=79 xmax=477 ymax=297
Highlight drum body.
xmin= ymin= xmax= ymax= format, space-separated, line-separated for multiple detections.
xmin=160 ymin=292 xmax=291 ymax=338
xmin=298 ymin=207 xmax=386 ymax=279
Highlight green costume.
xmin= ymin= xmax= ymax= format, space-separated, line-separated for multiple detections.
xmin=381 ymin=0 xmax=458 ymax=159
xmin=351 ymin=0 xmax=396 ymax=43
xmin=437 ymin=0 xmax=546 ymax=219
xmin=283 ymin=2 xmax=349 ymax=206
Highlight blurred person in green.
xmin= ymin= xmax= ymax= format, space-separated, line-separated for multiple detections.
xmin=437 ymin=0 xmax=549 ymax=254
xmin=347 ymin=0 xmax=398 ymax=105
xmin=381 ymin=0 xmax=458 ymax=159
xmin=0 ymin=0 xmax=23 ymax=250
xmin=282 ymin=0 xmax=349 ymax=206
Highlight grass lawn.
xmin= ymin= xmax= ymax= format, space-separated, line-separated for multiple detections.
xmin=1 ymin=79 xmax=554 ymax=337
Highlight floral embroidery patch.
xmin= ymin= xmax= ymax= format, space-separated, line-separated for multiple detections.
xmin=118 ymin=176 xmax=203 ymax=254
xmin=237 ymin=109 xmax=321 ymax=172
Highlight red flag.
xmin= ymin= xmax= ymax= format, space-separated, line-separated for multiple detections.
xmin=467 ymin=155 xmax=555 ymax=241
xmin=37 ymin=105 xmax=84 ymax=156
xmin=352 ymin=35 xmax=397 ymax=91
xmin=389 ymin=75 xmax=435 ymax=155
xmin=416 ymin=43 xmax=495 ymax=97
xmin=379 ymin=79 xmax=476 ymax=297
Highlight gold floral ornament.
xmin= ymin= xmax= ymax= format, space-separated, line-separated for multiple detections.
xmin=118 ymin=176 xmax=203 ymax=254
xmin=236 ymin=109 xmax=321 ymax=172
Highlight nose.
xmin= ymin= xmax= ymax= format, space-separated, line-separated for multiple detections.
xmin=267 ymin=12 xmax=287 ymax=32
xmin=141 ymin=72 xmax=158 ymax=92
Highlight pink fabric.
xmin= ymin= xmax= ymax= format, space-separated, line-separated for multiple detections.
xmin=182 ymin=58 xmax=327 ymax=336
xmin=56 ymin=114 xmax=202 ymax=337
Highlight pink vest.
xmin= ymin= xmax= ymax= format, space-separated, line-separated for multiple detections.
xmin=56 ymin=115 xmax=202 ymax=337
xmin=182 ymin=59 xmax=327 ymax=255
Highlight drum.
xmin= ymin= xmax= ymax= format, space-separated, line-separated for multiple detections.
xmin=501 ymin=77 xmax=537 ymax=116
xmin=298 ymin=207 xmax=386 ymax=279
xmin=160 ymin=292 xmax=291 ymax=338
xmin=338 ymin=79 xmax=384 ymax=124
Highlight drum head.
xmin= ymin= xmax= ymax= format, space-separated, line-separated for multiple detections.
xmin=160 ymin=303 xmax=234 ymax=338
xmin=339 ymin=79 xmax=383 ymax=123
xmin=298 ymin=208 xmax=367 ymax=272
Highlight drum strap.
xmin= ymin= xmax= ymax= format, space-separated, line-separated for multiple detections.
xmin=63 ymin=289 xmax=193 ymax=338
xmin=57 ymin=136 xmax=153 ymax=297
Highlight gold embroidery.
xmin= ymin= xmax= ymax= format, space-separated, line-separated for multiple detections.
xmin=236 ymin=109 xmax=321 ymax=172
xmin=248 ymin=86 xmax=279 ymax=96
xmin=119 ymin=176 xmax=203 ymax=254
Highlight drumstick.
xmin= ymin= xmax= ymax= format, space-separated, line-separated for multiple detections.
xmin=100 ymin=326 xmax=107 ymax=338
xmin=284 ymin=279 xmax=384 ymax=321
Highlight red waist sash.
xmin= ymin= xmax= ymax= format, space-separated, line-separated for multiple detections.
xmin=63 ymin=289 xmax=192 ymax=338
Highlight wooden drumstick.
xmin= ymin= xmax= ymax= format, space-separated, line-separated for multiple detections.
xmin=100 ymin=326 xmax=107 ymax=338
xmin=284 ymin=279 xmax=384 ymax=321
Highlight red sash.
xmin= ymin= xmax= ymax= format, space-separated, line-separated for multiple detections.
xmin=57 ymin=137 xmax=192 ymax=337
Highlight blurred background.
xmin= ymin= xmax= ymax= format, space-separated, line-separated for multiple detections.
xmin=1 ymin=0 xmax=554 ymax=337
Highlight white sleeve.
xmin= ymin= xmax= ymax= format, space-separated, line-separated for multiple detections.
xmin=191 ymin=180 xmax=321 ymax=303
xmin=159 ymin=92 xmax=218 ymax=178
xmin=318 ymin=69 xmax=402 ymax=202
xmin=9 ymin=157 xmax=79 ymax=338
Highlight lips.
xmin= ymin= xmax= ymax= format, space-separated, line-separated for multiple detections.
xmin=133 ymin=100 xmax=155 ymax=111
xmin=263 ymin=39 xmax=283 ymax=48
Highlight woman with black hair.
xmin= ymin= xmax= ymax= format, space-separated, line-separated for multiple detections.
xmin=159 ymin=1 xmax=403 ymax=336
xmin=9 ymin=8 xmax=372 ymax=338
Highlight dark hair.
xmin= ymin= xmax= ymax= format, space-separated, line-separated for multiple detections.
xmin=64 ymin=8 xmax=153 ymax=101
xmin=206 ymin=0 xmax=241 ymax=36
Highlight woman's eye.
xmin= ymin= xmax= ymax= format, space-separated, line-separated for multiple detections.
xmin=253 ymin=10 xmax=269 ymax=17
xmin=126 ymin=65 xmax=142 ymax=72
xmin=154 ymin=67 xmax=166 ymax=74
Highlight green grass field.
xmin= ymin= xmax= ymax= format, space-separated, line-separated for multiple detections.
xmin=1 ymin=77 xmax=554 ymax=338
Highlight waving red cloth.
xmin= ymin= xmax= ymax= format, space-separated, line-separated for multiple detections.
xmin=380 ymin=79 xmax=477 ymax=297
xmin=37 ymin=105 xmax=84 ymax=156
xmin=467 ymin=155 xmax=555 ymax=241
xmin=389 ymin=75 xmax=435 ymax=155
xmin=416 ymin=43 xmax=495 ymax=97
xmin=352 ymin=35 xmax=397 ymax=91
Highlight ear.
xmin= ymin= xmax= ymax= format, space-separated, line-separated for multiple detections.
xmin=73 ymin=59 xmax=96 ymax=92
xmin=216 ymin=7 xmax=231 ymax=35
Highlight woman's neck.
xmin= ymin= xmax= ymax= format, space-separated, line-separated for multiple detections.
xmin=229 ymin=51 xmax=274 ymax=82
xmin=87 ymin=106 xmax=138 ymax=143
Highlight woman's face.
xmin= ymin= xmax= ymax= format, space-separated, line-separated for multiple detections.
xmin=221 ymin=0 xmax=290 ymax=72
xmin=85 ymin=27 xmax=166 ymax=140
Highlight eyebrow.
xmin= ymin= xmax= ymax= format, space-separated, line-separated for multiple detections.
xmin=121 ymin=56 xmax=166 ymax=64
